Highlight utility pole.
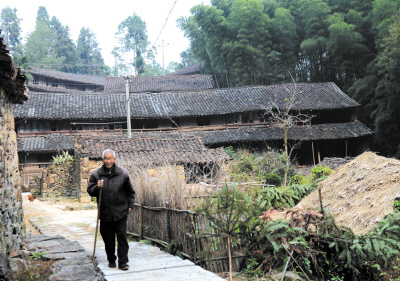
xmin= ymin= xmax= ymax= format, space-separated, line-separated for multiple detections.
xmin=158 ymin=39 xmax=169 ymax=76
xmin=125 ymin=76 xmax=131 ymax=138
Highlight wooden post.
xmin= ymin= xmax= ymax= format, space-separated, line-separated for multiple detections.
xmin=319 ymin=188 xmax=324 ymax=218
xmin=193 ymin=215 xmax=203 ymax=267
xmin=317 ymin=141 xmax=321 ymax=163
xmin=312 ymin=142 xmax=316 ymax=166
xmin=139 ymin=203 xmax=143 ymax=240
xmin=166 ymin=204 xmax=171 ymax=243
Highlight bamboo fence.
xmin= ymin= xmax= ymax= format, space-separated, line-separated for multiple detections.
xmin=126 ymin=203 xmax=246 ymax=272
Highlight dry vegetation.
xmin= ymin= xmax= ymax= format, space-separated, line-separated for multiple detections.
xmin=121 ymin=160 xmax=228 ymax=209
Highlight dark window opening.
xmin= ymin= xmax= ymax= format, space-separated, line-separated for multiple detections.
xmin=243 ymin=113 xmax=249 ymax=123
xmin=233 ymin=114 xmax=240 ymax=124
xmin=197 ymin=117 xmax=210 ymax=126
xmin=143 ymin=119 xmax=158 ymax=129
xmin=131 ymin=119 xmax=142 ymax=129
xmin=38 ymin=121 xmax=45 ymax=132
xmin=172 ymin=118 xmax=180 ymax=128
xmin=19 ymin=123 xmax=25 ymax=132
xmin=51 ymin=122 xmax=57 ymax=131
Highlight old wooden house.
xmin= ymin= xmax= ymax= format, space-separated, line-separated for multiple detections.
xmin=14 ymin=80 xmax=372 ymax=173
xmin=26 ymin=67 xmax=106 ymax=93
xmin=28 ymin=135 xmax=229 ymax=202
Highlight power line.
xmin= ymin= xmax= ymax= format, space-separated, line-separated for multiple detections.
xmin=154 ymin=0 xmax=178 ymax=46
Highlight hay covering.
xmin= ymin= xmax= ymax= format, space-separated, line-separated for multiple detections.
xmin=295 ymin=152 xmax=400 ymax=235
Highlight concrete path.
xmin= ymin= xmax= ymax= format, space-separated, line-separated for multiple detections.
xmin=22 ymin=194 xmax=225 ymax=281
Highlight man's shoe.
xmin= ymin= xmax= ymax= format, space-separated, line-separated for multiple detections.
xmin=108 ymin=262 xmax=116 ymax=268
xmin=119 ymin=263 xmax=129 ymax=270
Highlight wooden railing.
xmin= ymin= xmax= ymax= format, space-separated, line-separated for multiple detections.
xmin=19 ymin=162 xmax=53 ymax=185
xmin=126 ymin=203 xmax=246 ymax=273
xmin=17 ymin=123 xmax=271 ymax=137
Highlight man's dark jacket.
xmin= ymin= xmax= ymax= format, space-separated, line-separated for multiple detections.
xmin=87 ymin=164 xmax=135 ymax=221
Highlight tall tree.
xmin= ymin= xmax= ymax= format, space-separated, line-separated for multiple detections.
xmin=0 ymin=6 xmax=21 ymax=52
xmin=49 ymin=16 xmax=77 ymax=72
xmin=25 ymin=18 xmax=64 ymax=69
xmin=36 ymin=6 xmax=50 ymax=25
xmin=76 ymin=27 xmax=109 ymax=75
xmin=112 ymin=13 xmax=149 ymax=76
xmin=227 ymin=0 xmax=272 ymax=85
xmin=269 ymin=7 xmax=298 ymax=81
xmin=179 ymin=48 xmax=200 ymax=68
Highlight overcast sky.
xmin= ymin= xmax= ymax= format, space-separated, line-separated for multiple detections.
xmin=0 ymin=0 xmax=210 ymax=69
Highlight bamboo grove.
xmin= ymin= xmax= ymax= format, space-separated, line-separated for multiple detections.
xmin=178 ymin=0 xmax=400 ymax=158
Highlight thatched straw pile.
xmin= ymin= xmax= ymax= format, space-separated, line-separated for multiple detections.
xmin=294 ymin=152 xmax=400 ymax=235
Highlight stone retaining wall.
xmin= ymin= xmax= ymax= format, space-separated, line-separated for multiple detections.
xmin=29 ymin=162 xmax=79 ymax=199
xmin=0 ymin=88 xmax=25 ymax=254
xmin=79 ymin=156 xmax=102 ymax=203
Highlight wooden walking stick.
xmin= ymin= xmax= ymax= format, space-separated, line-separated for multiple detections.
xmin=92 ymin=186 xmax=102 ymax=265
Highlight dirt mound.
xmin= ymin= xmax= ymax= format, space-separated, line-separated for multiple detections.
xmin=294 ymin=152 xmax=400 ymax=235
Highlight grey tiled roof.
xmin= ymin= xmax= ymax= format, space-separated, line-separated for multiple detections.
xmin=17 ymin=122 xmax=372 ymax=154
xmin=17 ymin=134 xmax=74 ymax=153
xmin=26 ymin=67 xmax=106 ymax=86
xmin=104 ymin=74 xmax=215 ymax=93
xmin=78 ymin=136 xmax=230 ymax=164
xmin=192 ymin=121 xmax=373 ymax=144
xmin=14 ymin=83 xmax=360 ymax=120
xmin=126 ymin=121 xmax=373 ymax=144
xmin=27 ymin=84 xmax=84 ymax=93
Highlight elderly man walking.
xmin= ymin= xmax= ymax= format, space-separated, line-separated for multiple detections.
xmin=87 ymin=149 xmax=135 ymax=270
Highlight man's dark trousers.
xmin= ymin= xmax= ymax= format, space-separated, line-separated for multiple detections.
xmin=100 ymin=216 xmax=129 ymax=264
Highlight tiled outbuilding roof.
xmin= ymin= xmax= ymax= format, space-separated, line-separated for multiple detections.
xmin=14 ymin=83 xmax=360 ymax=120
xmin=26 ymin=67 xmax=106 ymax=86
xmin=124 ymin=121 xmax=373 ymax=144
xmin=77 ymin=136 xmax=230 ymax=164
xmin=27 ymin=84 xmax=84 ymax=93
xmin=0 ymin=31 xmax=27 ymax=103
xmin=104 ymin=74 xmax=215 ymax=93
xmin=168 ymin=63 xmax=204 ymax=75
xmin=17 ymin=122 xmax=372 ymax=154
xmin=17 ymin=134 xmax=74 ymax=153
xmin=190 ymin=121 xmax=373 ymax=144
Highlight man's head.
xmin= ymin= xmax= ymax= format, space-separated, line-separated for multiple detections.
xmin=102 ymin=149 xmax=116 ymax=169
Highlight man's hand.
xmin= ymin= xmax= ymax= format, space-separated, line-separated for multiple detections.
xmin=98 ymin=179 xmax=104 ymax=188
xmin=129 ymin=208 xmax=132 ymax=212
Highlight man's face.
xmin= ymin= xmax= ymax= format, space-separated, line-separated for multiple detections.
xmin=103 ymin=151 xmax=116 ymax=168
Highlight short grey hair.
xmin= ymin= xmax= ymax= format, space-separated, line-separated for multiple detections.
xmin=102 ymin=149 xmax=116 ymax=158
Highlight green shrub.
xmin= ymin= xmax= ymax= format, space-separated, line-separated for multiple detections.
xmin=265 ymin=173 xmax=282 ymax=186
xmin=310 ymin=165 xmax=333 ymax=181
xmin=226 ymin=148 xmax=295 ymax=183
xmin=291 ymin=174 xmax=308 ymax=185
